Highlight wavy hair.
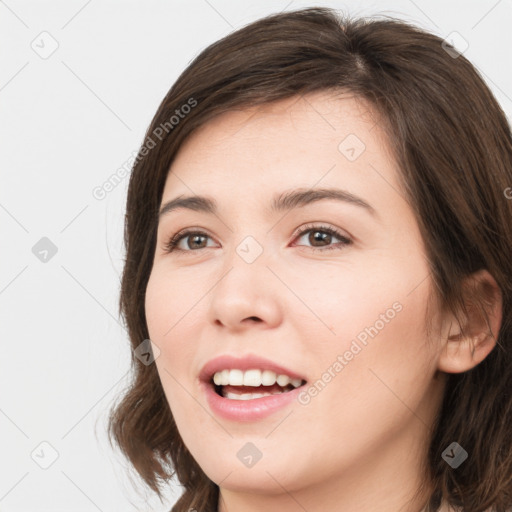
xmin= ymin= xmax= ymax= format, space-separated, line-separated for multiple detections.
xmin=107 ymin=7 xmax=512 ymax=512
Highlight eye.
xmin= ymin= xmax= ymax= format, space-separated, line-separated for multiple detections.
xmin=291 ymin=223 xmax=352 ymax=252
xmin=163 ymin=228 xmax=216 ymax=253
xmin=163 ymin=223 xmax=352 ymax=254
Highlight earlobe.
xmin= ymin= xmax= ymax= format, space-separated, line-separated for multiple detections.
xmin=437 ymin=269 xmax=503 ymax=374
xmin=438 ymin=327 xmax=496 ymax=373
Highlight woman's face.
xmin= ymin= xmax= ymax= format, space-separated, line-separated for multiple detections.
xmin=145 ymin=92 xmax=446 ymax=507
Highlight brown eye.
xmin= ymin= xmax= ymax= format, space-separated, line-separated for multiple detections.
xmin=293 ymin=224 xmax=352 ymax=252
xmin=164 ymin=230 xmax=214 ymax=253
xmin=308 ymin=230 xmax=332 ymax=247
xmin=164 ymin=224 xmax=352 ymax=254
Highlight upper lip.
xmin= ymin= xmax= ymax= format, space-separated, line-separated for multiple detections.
xmin=199 ymin=353 xmax=307 ymax=384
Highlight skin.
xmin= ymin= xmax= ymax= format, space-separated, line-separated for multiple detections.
xmin=145 ymin=91 xmax=502 ymax=512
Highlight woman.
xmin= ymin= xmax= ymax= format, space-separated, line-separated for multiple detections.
xmin=108 ymin=7 xmax=512 ymax=512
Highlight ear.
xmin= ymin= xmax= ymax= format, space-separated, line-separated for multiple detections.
xmin=437 ymin=269 xmax=503 ymax=374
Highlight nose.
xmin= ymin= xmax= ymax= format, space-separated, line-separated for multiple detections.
xmin=207 ymin=251 xmax=283 ymax=333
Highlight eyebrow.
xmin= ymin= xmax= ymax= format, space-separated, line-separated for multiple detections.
xmin=158 ymin=187 xmax=377 ymax=220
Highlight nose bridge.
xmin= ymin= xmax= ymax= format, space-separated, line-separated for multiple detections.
xmin=222 ymin=229 xmax=273 ymax=301
xmin=222 ymin=204 xmax=276 ymax=267
xmin=235 ymin=233 xmax=266 ymax=265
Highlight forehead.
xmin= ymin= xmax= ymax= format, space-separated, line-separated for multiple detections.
xmin=162 ymin=91 xmax=401 ymax=205
xmin=175 ymin=91 xmax=386 ymax=156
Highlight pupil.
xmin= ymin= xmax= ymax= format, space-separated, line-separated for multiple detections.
xmin=311 ymin=231 xmax=330 ymax=246
xmin=190 ymin=235 xmax=205 ymax=248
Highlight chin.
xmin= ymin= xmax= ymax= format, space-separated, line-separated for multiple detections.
xmin=198 ymin=453 xmax=309 ymax=493
xmin=210 ymin=470 xmax=295 ymax=494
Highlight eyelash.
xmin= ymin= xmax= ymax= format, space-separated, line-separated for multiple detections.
xmin=163 ymin=223 xmax=352 ymax=255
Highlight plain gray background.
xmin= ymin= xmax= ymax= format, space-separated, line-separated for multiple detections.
xmin=1 ymin=0 xmax=511 ymax=510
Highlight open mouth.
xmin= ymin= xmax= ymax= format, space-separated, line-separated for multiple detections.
xmin=212 ymin=380 xmax=307 ymax=400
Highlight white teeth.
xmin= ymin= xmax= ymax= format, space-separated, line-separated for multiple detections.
xmin=261 ymin=370 xmax=277 ymax=386
xmin=243 ymin=369 xmax=261 ymax=387
xmin=276 ymin=374 xmax=291 ymax=387
xmin=228 ymin=369 xmax=244 ymax=386
xmin=290 ymin=378 xmax=302 ymax=388
xmin=212 ymin=368 xmax=304 ymax=388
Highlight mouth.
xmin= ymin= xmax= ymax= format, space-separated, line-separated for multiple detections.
xmin=199 ymin=354 xmax=308 ymax=420
xmin=203 ymin=373 xmax=308 ymax=422
xmin=210 ymin=368 xmax=307 ymax=400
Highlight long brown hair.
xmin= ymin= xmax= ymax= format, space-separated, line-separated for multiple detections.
xmin=107 ymin=7 xmax=512 ymax=512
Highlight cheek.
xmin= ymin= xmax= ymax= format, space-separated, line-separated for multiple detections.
xmin=145 ymin=267 xmax=207 ymax=384
xmin=145 ymin=267 xmax=202 ymax=339
xmin=290 ymin=263 xmax=412 ymax=349
xmin=336 ymin=292 xmax=435 ymax=408
xmin=302 ymin=257 xmax=437 ymax=415
xmin=145 ymin=271 xmax=170 ymax=339
xmin=298 ymin=295 xmax=437 ymax=472
xmin=145 ymin=271 xmax=203 ymax=429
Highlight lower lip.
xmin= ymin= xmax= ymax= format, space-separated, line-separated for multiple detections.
xmin=201 ymin=381 xmax=304 ymax=422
